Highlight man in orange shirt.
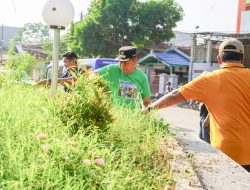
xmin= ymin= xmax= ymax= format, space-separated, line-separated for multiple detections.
xmin=143 ymin=38 xmax=250 ymax=172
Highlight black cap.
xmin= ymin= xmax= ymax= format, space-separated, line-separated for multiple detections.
xmin=116 ymin=46 xmax=137 ymax=61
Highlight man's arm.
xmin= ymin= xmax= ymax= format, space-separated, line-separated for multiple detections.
xmin=35 ymin=79 xmax=51 ymax=86
xmin=57 ymin=77 xmax=76 ymax=85
xmin=35 ymin=77 xmax=77 ymax=87
xmin=142 ymin=89 xmax=186 ymax=113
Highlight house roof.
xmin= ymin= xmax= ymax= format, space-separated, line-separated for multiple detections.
xmin=138 ymin=46 xmax=190 ymax=67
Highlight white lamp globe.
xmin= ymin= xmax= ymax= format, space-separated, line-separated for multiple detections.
xmin=42 ymin=0 xmax=75 ymax=29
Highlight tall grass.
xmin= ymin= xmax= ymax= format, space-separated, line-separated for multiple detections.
xmin=0 ymin=73 xmax=174 ymax=189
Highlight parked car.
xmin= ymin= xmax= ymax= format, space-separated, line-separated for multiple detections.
xmin=45 ymin=58 xmax=119 ymax=79
xmin=92 ymin=58 xmax=119 ymax=70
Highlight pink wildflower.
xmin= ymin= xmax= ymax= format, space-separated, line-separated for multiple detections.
xmin=41 ymin=144 xmax=50 ymax=153
xmin=95 ymin=158 xmax=105 ymax=166
xmin=82 ymin=159 xmax=91 ymax=165
xmin=36 ymin=133 xmax=46 ymax=140
xmin=141 ymin=144 xmax=145 ymax=150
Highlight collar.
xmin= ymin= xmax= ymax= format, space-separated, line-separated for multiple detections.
xmin=220 ymin=63 xmax=246 ymax=69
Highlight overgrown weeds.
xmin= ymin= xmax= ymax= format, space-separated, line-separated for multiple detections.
xmin=57 ymin=70 xmax=114 ymax=135
xmin=0 ymin=71 xmax=176 ymax=189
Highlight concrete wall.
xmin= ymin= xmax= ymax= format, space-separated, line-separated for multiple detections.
xmin=192 ymin=62 xmax=220 ymax=80
xmin=240 ymin=10 xmax=250 ymax=33
xmin=138 ymin=65 xmax=161 ymax=95
xmin=243 ymin=44 xmax=250 ymax=68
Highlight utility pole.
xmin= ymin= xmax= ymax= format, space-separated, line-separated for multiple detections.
xmin=206 ymin=34 xmax=212 ymax=66
xmin=188 ymin=33 xmax=196 ymax=82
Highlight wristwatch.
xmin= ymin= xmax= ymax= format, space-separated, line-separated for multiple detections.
xmin=147 ymin=104 xmax=154 ymax=112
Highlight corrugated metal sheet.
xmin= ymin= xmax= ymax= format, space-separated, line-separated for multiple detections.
xmin=154 ymin=50 xmax=190 ymax=66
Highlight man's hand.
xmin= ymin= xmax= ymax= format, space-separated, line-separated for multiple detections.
xmin=141 ymin=105 xmax=153 ymax=114
xmin=35 ymin=79 xmax=51 ymax=87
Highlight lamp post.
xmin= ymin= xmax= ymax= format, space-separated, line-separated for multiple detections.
xmin=42 ymin=0 xmax=74 ymax=94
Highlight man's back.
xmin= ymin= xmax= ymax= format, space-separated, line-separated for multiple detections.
xmin=180 ymin=63 xmax=250 ymax=165
xmin=144 ymin=38 xmax=250 ymax=171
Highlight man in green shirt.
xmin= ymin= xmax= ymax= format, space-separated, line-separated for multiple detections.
xmin=97 ymin=46 xmax=151 ymax=109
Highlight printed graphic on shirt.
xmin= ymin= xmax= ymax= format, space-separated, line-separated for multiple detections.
xmin=119 ymin=80 xmax=138 ymax=99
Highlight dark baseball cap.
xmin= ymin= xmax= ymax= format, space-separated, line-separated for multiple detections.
xmin=116 ymin=46 xmax=137 ymax=62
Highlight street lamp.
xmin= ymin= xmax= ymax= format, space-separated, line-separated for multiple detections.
xmin=42 ymin=0 xmax=74 ymax=94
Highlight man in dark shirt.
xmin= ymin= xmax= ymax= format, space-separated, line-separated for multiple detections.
xmin=59 ymin=51 xmax=84 ymax=91
xmin=37 ymin=51 xmax=83 ymax=91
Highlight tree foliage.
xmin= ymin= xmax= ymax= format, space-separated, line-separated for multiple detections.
xmin=41 ymin=35 xmax=71 ymax=61
xmin=20 ymin=22 xmax=52 ymax=44
xmin=69 ymin=0 xmax=183 ymax=57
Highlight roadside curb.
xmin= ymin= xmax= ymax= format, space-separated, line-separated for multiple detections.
xmin=159 ymin=107 xmax=250 ymax=190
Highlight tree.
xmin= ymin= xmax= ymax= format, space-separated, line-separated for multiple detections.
xmin=131 ymin=0 xmax=183 ymax=45
xmin=20 ymin=22 xmax=52 ymax=44
xmin=70 ymin=0 xmax=183 ymax=57
xmin=42 ymin=35 xmax=71 ymax=61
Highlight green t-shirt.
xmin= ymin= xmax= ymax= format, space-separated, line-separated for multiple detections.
xmin=98 ymin=64 xmax=150 ymax=109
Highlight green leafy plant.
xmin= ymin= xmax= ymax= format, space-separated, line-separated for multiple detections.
xmin=58 ymin=70 xmax=114 ymax=135
xmin=6 ymin=52 xmax=37 ymax=80
xmin=0 ymin=71 xmax=178 ymax=189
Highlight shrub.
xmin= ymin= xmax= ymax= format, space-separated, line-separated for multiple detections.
xmin=0 ymin=79 xmax=175 ymax=189
xmin=57 ymin=70 xmax=114 ymax=135
xmin=6 ymin=52 xmax=37 ymax=80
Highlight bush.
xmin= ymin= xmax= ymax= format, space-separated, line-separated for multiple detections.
xmin=0 ymin=72 xmax=175 ymax=189
xmin=6 ymin=52 xmax=37 ymax=80
xmin=57 ymin=70 xmax=114 ymax=135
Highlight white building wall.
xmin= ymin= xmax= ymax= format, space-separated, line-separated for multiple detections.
xmin=240 ymin=10 xmax=250 ymax=33
xmin=192 ymin=62 xmax=220 ymax=80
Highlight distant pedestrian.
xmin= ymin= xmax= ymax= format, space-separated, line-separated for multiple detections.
xmin=165 ymin=81 xmax=173 ymax=94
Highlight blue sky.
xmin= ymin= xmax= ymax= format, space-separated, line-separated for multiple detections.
xmin=0 ymin=0 xmax=238 ymax=32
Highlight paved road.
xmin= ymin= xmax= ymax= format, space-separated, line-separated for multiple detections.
xmin=159 ymin=106 xmax=250 ymax=190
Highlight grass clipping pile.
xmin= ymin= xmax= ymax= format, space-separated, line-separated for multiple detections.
xmin=58 ymin=71 xmax=114 ymax=135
